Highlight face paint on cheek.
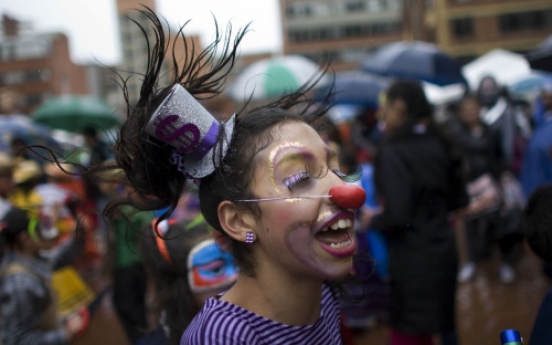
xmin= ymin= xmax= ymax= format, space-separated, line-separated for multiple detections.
xmin=187 ymin=240 xmax=238 ymax=294
xmin=284 ymin=221 xmax=329 ymax=276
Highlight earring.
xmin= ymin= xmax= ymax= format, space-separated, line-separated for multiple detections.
xmin=245 ymin=231 xmax=255 ymax=244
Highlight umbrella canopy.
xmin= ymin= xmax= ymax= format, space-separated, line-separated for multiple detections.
xmin=313 ymin=72 xmax=388 ymax=108
xmin=31 ymin=96 xmax=121 ymax=133
xmin=462 ymin=49 xmax=532 ymax=91
xmin=0 ymin=114 xmax=61 ymax=153
xmin=507 ymin=71 xmax=552 ymax=100
xmin=361 ymin=41 xmax=466 ymax=86
xmin=525 ymin=35 xmax=552 ymax=72
xmin=229 ymin=55 xmax=326 ymax=101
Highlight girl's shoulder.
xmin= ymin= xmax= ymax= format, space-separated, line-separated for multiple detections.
xmin=181 ymin=297 xmax=259 ymax=345
xmin=181 ymin=285 xmax=342 ymax=345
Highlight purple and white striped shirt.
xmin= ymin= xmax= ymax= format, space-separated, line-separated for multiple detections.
xmin=180 ymin=284 xmax=343 ymax=345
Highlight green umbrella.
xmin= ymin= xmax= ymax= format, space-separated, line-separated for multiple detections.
xmin=31 ymin=96 xmax=121 ymax=133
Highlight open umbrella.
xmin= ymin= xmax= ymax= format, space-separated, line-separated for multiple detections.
xmin=31 ymin=96 xmax=121 ymax=133
xmin=361 ymin=41 xmax=466 ymax=86
xmin=229 ymin=55 xmax=327 ymax=101
xmin=525 ymin=35 xmax=552 ymax=72
xmin=462 ymin=49 xmax=532 ymax=91
xmin=313 ymin=72 xmax=388 ymax=108
xmin=0 ymin=115 xmax=61 ymax=153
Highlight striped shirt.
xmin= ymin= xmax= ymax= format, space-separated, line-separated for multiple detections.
xmin=181 ymin=284 xmax=343 ymax=345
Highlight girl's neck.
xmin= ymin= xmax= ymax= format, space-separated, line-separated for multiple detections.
xmin=221 ymin=270 xmax=323 ymax=326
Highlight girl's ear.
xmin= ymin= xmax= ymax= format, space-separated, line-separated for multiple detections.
xmin=217 ymin=201 xmax=257 ymax=242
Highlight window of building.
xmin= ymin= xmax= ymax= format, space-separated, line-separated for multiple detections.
xmin=387 ymin=0 xmax=403 ymax=11
xmin=367 ymin=0 xmax=383 ymax=12
xmin=346 ymin=1 xmax=365 ymax=12
xmin=343 ymin=25 xmax=363 ymax=38
xmin=15 ymin=41 xmax=49 ymax=60
xmin=2 ymin=71 xmax=25 ymax=85
xmin=499 ymin=9 xmax=552 ymax=33
xmin=451 ymin=17 xmax=474 ymax=38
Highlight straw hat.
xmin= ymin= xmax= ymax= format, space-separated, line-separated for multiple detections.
xmin=13 ymin=160 xmax=43 ymax=184
xmin=0 ymin=153 xmax=15 ymax=174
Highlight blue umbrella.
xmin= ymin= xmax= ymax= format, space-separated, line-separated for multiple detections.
xmin=313 ymin=72 xmax=388 ymax=108
xmin=0 ymin=115 xmax=61 ymax=153
xmin=361 ymin=41 xmax=466 ymax=86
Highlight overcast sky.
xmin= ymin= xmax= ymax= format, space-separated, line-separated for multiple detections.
xmin=0 ymin=0 xmax=282 ymax=65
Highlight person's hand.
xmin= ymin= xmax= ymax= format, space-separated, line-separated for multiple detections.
xmin=64 ymin=308 xmax=89 ymax=340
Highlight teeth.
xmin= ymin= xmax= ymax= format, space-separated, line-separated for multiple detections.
xmin=329 ymin=240 xmax=351 ymax=248
xmin=329 ymin=219 xmax=352 ymax=230
xmin=322 ymin=227 xmax=329 ymax=232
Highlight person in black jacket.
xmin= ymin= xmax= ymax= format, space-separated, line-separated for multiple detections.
xmin=447 ymin=94 xmax=517 ymax=284
xmin=366 ymin=80 xmax=469 ymax=345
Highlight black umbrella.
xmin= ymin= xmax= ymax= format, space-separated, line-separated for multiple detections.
xmin=361 ymin=41 xmax=467 ymax=86
xmin=526 ymin=35 xmax=552 ymax=72
xmin=313 ymin=72 xmax=388 ymax=108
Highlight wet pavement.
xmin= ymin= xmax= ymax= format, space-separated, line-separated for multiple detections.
xmin=73 ymin=243 xmax=550 ymax=345
xmin=353 ymin=243 xmax=550 ymax=345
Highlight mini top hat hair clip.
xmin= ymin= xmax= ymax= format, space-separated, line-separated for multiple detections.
xmin=145 ymin=84 xmax=236 ymax=178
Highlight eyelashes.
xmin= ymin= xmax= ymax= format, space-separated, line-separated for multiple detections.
xmin=283 ymin=164 xmax=362 ymax=190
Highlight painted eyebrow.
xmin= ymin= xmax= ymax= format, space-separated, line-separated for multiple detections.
xmin=274 ymin=151 xmax=315 ymax=170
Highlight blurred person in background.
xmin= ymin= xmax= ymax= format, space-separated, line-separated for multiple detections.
xmin=137 ymin=215 xmax=238 ymax=345
xmin=9 ymin=159 xmax=44 ymax=213
xmin=0 ymin=206 xmax=87 ymax=344
xmin=530 ymin=77 xmax=552 ymax=129
xmin=476 ymin=75 xmax=531 ymax=177
xmin=523 ymin=183 xmax=552 ymax=345
xmin=447 ymin=94 xmax=520 ymax=284
xmin=520 ymin=79 xmax=552 ymax=198
xmin=0 ymin=154 xmax=15 ymax=219
xmin=367 ymin=80 xmax=469 ymax=345
xmin=97 ymin=164 xmax=152 ymax=344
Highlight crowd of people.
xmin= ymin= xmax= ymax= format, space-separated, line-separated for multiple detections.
xmin=0 ymin=7 xmax=551 ymax=345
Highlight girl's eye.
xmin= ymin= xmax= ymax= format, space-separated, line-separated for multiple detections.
xmin=284 ymin=171 xmax=311 ymax=191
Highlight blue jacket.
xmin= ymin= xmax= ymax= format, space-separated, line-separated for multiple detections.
xmin=520 ymin=119 xmax=552 ymax=198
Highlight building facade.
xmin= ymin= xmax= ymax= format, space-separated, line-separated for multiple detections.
xmin=280 ymin=0 xmax=405 ymax=71
xmin=0 ymin=14 xmax=90 ymax=115
xmin=425 ymin=0 xmax=552 ymax=63
xmin=113 ymin=0 xmax=202 ymax=110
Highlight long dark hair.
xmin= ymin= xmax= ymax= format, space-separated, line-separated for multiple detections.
xmin=101 ymin=7 xmax=330 ymax=276
xmin=140 ymin=218 xmax=213 ymax=345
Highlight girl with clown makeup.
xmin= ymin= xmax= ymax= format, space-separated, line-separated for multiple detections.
xmin=94 ymin=7 xmax=367 ymax=345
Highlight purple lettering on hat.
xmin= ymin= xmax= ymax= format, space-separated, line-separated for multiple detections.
xmin=155 ymin=115 xmax=200 ymax=153
xmin=190 ymin=121 xmax=220 ymax=159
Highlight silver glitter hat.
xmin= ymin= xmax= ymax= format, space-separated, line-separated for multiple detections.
xmin=145 ymin=84 xmax=236 ymax=178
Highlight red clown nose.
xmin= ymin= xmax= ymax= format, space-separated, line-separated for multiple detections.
xmin=329 ymin=185 xmax=366 ymax=209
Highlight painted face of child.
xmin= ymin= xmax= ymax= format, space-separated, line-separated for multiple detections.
xmin=187 ymin=239 xmax=238 ymax=296
xmin=248 ymin=121 xmax=357 ymax=281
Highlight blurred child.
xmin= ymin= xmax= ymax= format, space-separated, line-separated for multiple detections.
xmin=138 ymin=215 xmax=238 ymax=345
xmin=0 ymin=207 xmax=87 ymax=344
